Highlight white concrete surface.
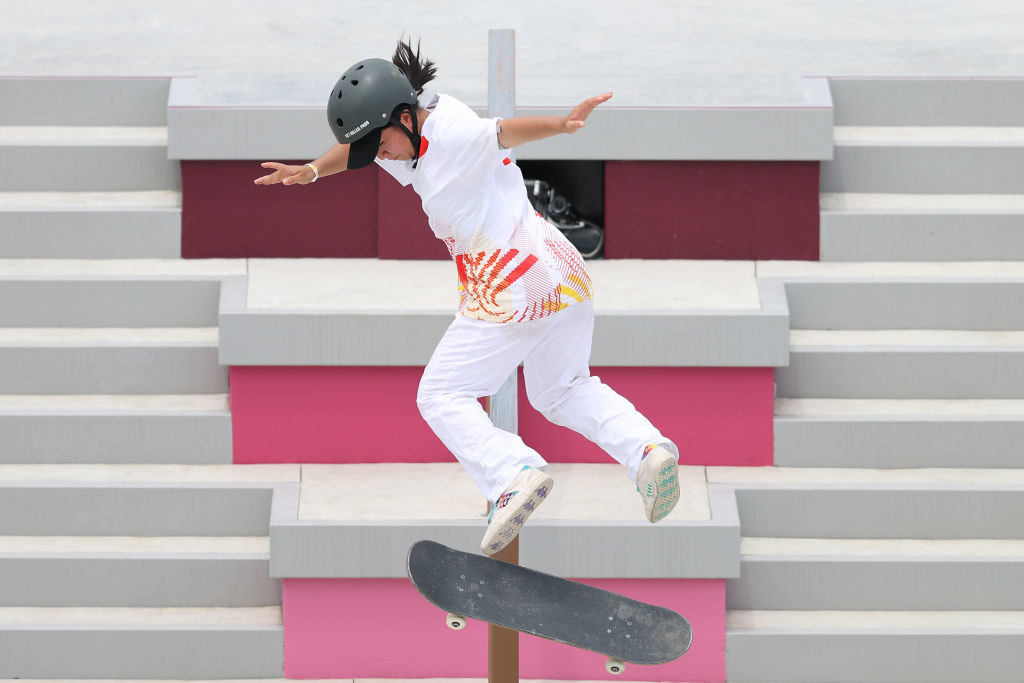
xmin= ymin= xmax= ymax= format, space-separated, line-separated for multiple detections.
xmin=246 ymin=259 xmax=760 ymax=312
xmin=0 ymin=127 xmax=167 ymax=143
xmin=0 ymin=394 xmax=229 ymax=411
xmin=790 ymin=329 xmax=1024 ymax=347
xmin=0 ymin=536 xmax=269 ymax=553
xmin=820 ymin=193 xmax=1024 ymax=211
xmin=708 ymin=466 xmax=1024 ymax=485
xmin=727 ymin=610 xmax=1024 ymax=629
xmin=2 ymin=1 xmax=1023 ymax=108
xmin=0 ymin=607 xmax=281 ymax=625
xmin=0 ymin=328 xmax=218 ymax=343
xmin=0 ymin=259 xmax=244 ymax=276
xmin=775 ymin=398 xmax=1024 ymax=416
xmin=834 ymin=126 xmax=1024 ymax=143
xmin=298 ymin=463 xmax=710 ymax=522
xmin=0 ymin=192 xmax=181 ymax=209
xmin=757 ymin=260 xmax=1024 ymax=278
xmin=741 ymin=537 xmax=1024 ymax=557
xmin=0 ymin=464 xmax=299 ymax=483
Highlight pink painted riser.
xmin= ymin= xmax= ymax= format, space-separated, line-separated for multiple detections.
xmin=231 ymin=366 xmax=773 ymax=466
xmin=283 ymin=577 xmax=725 ymax=681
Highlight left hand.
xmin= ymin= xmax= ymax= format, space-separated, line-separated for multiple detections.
xmin=563 ymin=92 xmax=613 ymax=134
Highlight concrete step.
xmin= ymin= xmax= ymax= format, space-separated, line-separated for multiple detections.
xmin=0 ymin=536 xmax=278 ymax=607
xmin=779 ymin=330 xmax=1024 ymax=399
xmin=729 ymin=538 xmax=1024 ymax=611
xmin=274 ymin=462 xmax=736 ymax=580
xmin=0 ymin=394 xmax=232 ymax=464
xmin=0 ymin=278 xmax=220 ymax=327
xmin=774 ymin=399 xmax=1024 ymax=468
xmin=0 ymin=607 xmax=282 ymax=678
xmin=821 ymin=126 xmax=1024 ymax=194
xmin=0 ymin=77 xmax=171 ymax=126
xmin=709 ymin=467 xmax=1024 ymax=539
xmin=0 ymin=327 xmax=226 ymax=394
xmin=0 ymin=191 xmax=181 ymax=258
xmin=0 ymin=464 xmax=299 ymax=536
xmin=727 ymin=610 xmax=1024 ymax=683
xmin=820 ymin=193 xmax=1024 ymax=261
xmin=759 ymin=261 xmax=1024 ymax=321
xmin=829 ymin=78 xmax=1024 ymax=127
xmin=0 ymin=127 xmax=179 ymax=191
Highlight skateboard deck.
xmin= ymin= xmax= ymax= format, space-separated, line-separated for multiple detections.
xmin=406 ymin=540 xmax=692 ymax=670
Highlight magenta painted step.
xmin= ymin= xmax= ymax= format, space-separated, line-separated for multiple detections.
xmin=230 ymin=366 xmax=773 ymax=466
xmin=283 ymin=577 xmax=724 ymax=681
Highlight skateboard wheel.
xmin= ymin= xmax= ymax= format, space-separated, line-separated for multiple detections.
xmin=446 ymin=613 xmax=467 ymax=630
xmin=605 ymin=657 xmax=626 ymax=674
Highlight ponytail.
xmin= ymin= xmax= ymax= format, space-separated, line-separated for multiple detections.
xmin=392 ymin=37 xmax=437 ymax=97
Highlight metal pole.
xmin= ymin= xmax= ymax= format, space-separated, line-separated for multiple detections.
xmin=486 ymin=27 xmax=519 ymax=683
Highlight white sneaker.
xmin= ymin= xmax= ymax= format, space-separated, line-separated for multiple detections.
xmin=636 ymin=444 xmax=679 ymax=523
xmin=481 ymin=466 xmax=554 ymax=555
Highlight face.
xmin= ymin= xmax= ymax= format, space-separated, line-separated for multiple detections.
xmin=376 ymin=112 xmax=417 ymax=161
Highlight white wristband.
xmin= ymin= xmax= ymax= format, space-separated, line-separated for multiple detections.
xmin=305 ymin=163 xmax=320 ymax=183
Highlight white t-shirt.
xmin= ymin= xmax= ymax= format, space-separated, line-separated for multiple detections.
xmin=375 ymin=94 xmax=592 ymax=324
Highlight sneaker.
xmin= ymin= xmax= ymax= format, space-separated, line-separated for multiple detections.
xmin=481 ymin=466 xmax=554 ymax=555
xmin=636 ymin=444 xmax=679 ymax=523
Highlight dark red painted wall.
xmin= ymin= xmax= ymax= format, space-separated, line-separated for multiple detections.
xmin=182 ymin=160 xmax=819 ymax=260
xmin=376 ymin=173 xmax=448 ymax=260
xmin=604 ymin=161 xmax=820 ymax=260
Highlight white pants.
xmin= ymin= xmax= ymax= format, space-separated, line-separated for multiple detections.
xmin=416 ymin=299 xmax=670 ymax=502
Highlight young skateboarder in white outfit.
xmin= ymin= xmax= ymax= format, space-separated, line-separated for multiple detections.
xmin=255 ymin=39 xmax=680 ymax=554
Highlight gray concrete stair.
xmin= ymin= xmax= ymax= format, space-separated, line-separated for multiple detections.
xmin=728 ymin=538 xmax=1024 ymax=611
xmin=0 ymin=78 xmax=171 ymax=127
xmin=0 ymin=327 xmax=226 ymax=394
xmin=0 ymin=607 xmax=283 ymax=678
xmin=0 ymin=464 xmax=298 ymax=536
xmin=782 ymin=276 xmax=1024 ymax=330
xmin=779 ymin=330 xmax=1024 ymax=399
xmin=0 ymin=536 xmax=278 ymax=607
xmin=0 ymin=126 xmax=180 ymax=192
xmin=0 ymin=191 xmax=181 ymax=259
xmin=0 ymin=277 xmax=219 ymax=327
xmin=821 ymin=127 xmax=1024 ymax=194
xmin=774 ymin=399 xmax=1024 ymax=468
xmin=710 ymin=468 xmax=1024 ymax=539
xmin=727 ymin=610 xmax=1024 ymax=683
xmin=0 ymin=394 xmax=232 ymax=464
xmin=820 ymin=193 xmax=1024 ymax=262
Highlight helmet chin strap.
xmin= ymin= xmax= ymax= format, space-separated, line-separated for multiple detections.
xmin=391 ymin=104 xmax=422 ymax=168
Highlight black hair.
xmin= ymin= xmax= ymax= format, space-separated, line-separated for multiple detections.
xmin=392 ymin=37 xmax=437 ymax=97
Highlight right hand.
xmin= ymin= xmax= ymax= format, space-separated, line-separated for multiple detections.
xmin=253 ymin=162 xmax=314 ymax=186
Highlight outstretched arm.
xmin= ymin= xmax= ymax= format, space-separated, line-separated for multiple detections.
xmin=496 ymin=92 xmax=612 ymax=149
xmin=253 ymin=143 xmax=352 ymax=186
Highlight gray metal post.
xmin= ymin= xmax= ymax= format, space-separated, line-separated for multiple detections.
xmin=486 ymin=28 xmax=518 ymax=436
xmin=486 ymin=28 xmax=520 ymax=683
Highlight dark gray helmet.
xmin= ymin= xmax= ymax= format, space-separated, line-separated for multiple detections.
xmin=327 ymin=58 xmax=419 ymax=169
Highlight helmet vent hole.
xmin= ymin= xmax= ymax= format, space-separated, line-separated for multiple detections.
xmin=356 ymin=64 xmax=364 ymax=70
xmin=336 ymin=118 xmax=344 ymax=127
xmin=350 ymin=80 xmax=359 ymax=86
xmin=336 ymin=91 xmax=343 ymax=99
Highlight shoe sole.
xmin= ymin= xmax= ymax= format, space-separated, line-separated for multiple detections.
xmin=643 ymin=455 xmax=680 ymax=523
xmin=482 ymin=475 xmax=553 ymax=555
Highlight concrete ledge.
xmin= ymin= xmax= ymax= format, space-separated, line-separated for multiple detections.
xmin=167 ymin=74 xmax=833 ymax=161
xmin=220 ymin=261 xmax=789 ymax=367
xmin=727 ymin=610 xmax=1024 ymax=683
xmin=269 ymin=465 xmax=741 ymax=579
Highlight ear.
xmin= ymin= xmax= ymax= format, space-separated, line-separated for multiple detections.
xmin=400 ymin=110 xmax=414 ymax=127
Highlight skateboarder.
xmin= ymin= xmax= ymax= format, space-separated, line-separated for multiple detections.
xmin=254 ymin=38 xmax=680 ymax=554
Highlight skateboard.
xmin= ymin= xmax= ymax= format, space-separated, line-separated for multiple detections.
xmin=406 ymin=540 xmax=692 ymax=674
